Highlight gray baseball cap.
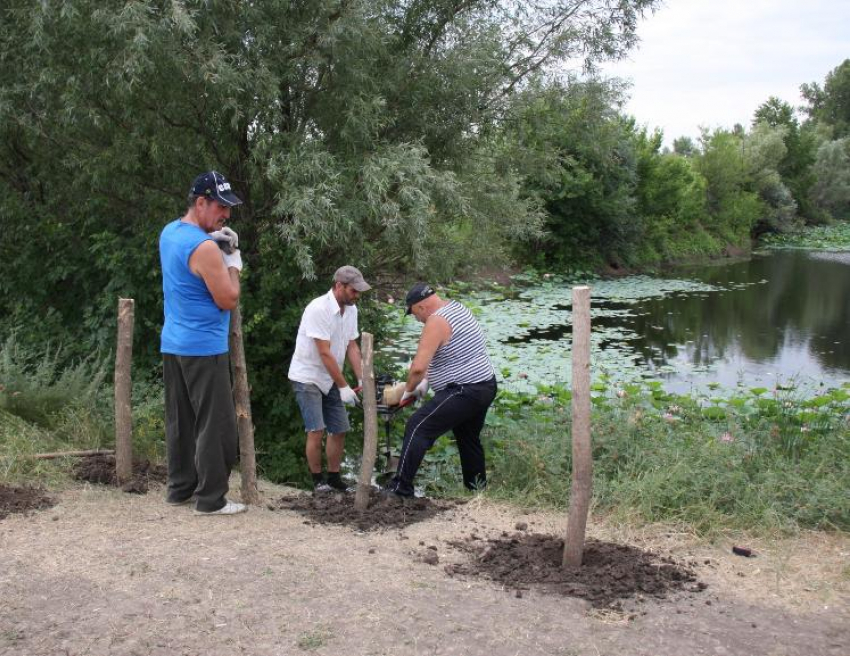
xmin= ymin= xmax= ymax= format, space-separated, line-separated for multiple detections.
xmin=334 ymin=265 xmax=371 ymax=292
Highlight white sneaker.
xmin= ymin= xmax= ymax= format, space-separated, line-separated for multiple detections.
xmin=194 ymin=500 xmax=247 ymax=516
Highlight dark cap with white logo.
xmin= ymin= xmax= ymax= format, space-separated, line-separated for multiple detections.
xmin=191 ymin=171 xmax=243 ymax=207
xmin=405 ymin=282 xmax=436 ymax=314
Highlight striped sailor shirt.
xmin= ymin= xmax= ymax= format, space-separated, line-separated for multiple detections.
xmin=427 ymin=301 xmax=495 ymax=391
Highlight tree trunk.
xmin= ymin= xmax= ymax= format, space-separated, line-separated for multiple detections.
xmin=229 ymin=304 xmax=260 ymax=505
xmin=563 ymin=286 xmax=592 ymax=568
xmin=355 ymin=333 xmax=378 ymax=512
xmin=114 ymin=298 xmax=134 ymax=485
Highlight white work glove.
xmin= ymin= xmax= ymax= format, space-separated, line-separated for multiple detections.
xmin=209 ymin=227 xmax=239 ymax=252
xmin=413 ymin=378 xmax=429 ymax=400
xmin=338 ymin=385 xmax=360 ymax=406
xmin=400 ymin=390 xmax=415 ymax=404
xmin=222 ymin=248 xmax=243 ymax=271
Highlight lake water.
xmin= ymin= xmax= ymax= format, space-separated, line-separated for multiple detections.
xmin=380 ymin=249 xmax=850 ymax=396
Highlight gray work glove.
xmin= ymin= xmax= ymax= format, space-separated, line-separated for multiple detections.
xmin=222 ymin=249 xmax=243 ymax=271
xmin=209 ymin=227 xmax=239 ymax=254
xmin=338 ymin=385 xmax=360 ymax=406
xmin=413 ymin=378 xmax=429 ymax=400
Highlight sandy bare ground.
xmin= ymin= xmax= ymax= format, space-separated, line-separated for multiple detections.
xmin=1 ymin=478 xmax=848 ymax=656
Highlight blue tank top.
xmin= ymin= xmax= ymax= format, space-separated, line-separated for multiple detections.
xmin=159 ymin=219 xmax=230 ymax=356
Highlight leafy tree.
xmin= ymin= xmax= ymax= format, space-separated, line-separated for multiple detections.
xmin=743 ymin=122 xmax=801 ymax=234
xmin=694 ymin=128 xmax=764 ymax=244
xmin=506 ymin=79 xmax=642 ymax=268
xmin=633 ymin=131 xmax=713 ymax=261
xmin=752 ymin=96 xmax=817 ymax=222
xmin=0 ymin=0 xmax=660 ymax=483
xmin=672 ymin=136 xmax=698 ymax=158
xmin=809 ymin=138 xmax=850 ymax=221
xmin=801 ymin=59 xmax=850 ymax=138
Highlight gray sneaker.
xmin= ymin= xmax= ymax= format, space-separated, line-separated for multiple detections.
xmin=379 ymin=489 xmax=411 ymax=506
xmin=313 ymin=482 xmax=333 ymax=495
xmin=194 ymin=500 xmax=247 ymax=516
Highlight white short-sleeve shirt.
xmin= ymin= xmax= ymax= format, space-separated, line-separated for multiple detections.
xmin=288 ymin=289 xmax=359 ymax=394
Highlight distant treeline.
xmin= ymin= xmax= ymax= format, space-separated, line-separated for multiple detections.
xmin=1 ymin=2 xmax=847 ymax=483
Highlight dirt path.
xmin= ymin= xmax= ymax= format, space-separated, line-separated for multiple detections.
xmin=1 ymin=479 xmax=847 ymax=656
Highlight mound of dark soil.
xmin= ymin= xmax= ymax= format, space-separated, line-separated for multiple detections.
xmin=0 ymin=484 xmax=55 ymax=520
xmin=273 ymin=489 xmax=465 ymax=531
xmin=73 ymin=454 xmax=167 ymax=494
xmin=446 ymin=532 xmax=705 ymax=610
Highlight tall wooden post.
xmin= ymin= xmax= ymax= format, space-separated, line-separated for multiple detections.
xmin=114 ymin=298 xmax=134 ymax=485
xmin=355 ymin=333 xmax=378 ymax=511
xmin=229 ymin=304 xmax=259 ymax=505
xmin=564 ymin=286 xmax=592 ymax=568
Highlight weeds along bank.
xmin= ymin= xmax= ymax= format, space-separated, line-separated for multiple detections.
xmin=475 ymin=381 xmax=850 ymax=535
xmin=2 ymin=332 xmax=847 ymax=536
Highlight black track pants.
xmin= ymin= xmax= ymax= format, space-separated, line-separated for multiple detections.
xmin=389 ymin=377 xmax=497 ymax=497
xmin=163 ymin=354 xmax=237 ymax=512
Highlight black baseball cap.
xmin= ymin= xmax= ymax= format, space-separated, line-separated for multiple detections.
xmin=405 ymin=282 xmax=436 ymax=314
xmin=191 ymin=171 xmax=243 ymax=207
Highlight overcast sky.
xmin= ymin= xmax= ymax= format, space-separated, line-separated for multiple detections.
xmin=600 ymin=0 xmax=850 ymax=146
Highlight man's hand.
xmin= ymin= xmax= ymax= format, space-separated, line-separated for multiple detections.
xmin=339 ymin=385 xmax=360 ymax=406
xmin=413 ymin=378 xmax=429 ymax=400
xmin=209 ymin=227 xmax=239 ymax=253
xmin=222 ymin=249 xmax=243 ymax=271
xmin=400 ymin=390 xmax=415 ymax=405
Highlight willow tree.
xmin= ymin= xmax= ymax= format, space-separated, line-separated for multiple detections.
xmin=0 ymin=0 xmax=659 ymax=482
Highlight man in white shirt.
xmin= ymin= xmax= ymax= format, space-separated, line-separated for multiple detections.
xmin=288 ymin=266 xmax=370 ymax=492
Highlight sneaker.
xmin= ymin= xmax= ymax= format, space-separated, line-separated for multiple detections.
xmin=325 ymin=473 xmax=354 ymax=492
xmin=194 ymin=500 xmax=247 ymax=515
xmin=166 ymin=496 xmax=192 ymax=506
xmin=313 ymin=482 xmax=333 ymax=495
xmin=379 ymin=489 xmax=411 ymax=506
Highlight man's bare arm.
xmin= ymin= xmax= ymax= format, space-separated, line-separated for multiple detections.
xmin=190 ymin=241 xmax=240 ymax=310
xmin=405 ymin=316 xmax=451 ymax=392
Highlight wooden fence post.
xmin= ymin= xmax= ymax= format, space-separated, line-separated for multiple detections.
xmin=355 ymin=333 xmax=378 ymax=511
xmin=115 ymin=298 xmax=134 ymax=485
xmin=229 ymin=304 xmax=259 ymax=505
xmin=563 ymin=286 xmax=592 ymax=568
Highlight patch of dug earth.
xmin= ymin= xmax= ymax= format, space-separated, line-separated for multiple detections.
xmin=446 ymin=531 xmax=706 ymax=611
xmin=0 ymin=484 xmax=55 ymax=520
xmin=73 ymin=453 xmax=167 ymax=494
xmin=274 ymin=489 xmax=465 ymax=531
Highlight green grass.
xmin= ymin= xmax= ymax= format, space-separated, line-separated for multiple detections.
xmin=4 ymin=335 xmax=847 ymax=538
xmin=0 ymin=335 xmax=166 ymax=485
xmin=418 ymin=381 xmax=850 ymax=536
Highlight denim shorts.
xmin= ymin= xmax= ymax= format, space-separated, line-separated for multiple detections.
xmin=291 ymin=381 xmax=350 ymax=434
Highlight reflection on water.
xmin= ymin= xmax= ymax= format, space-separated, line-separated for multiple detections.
xmin=591 ymin=251 xmax=849 ymax=391
xmin=385 ymin=250 xmax=849 ymax=395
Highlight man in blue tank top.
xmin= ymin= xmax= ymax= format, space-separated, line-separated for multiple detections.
xmin=384 ymin=283 xmax=497 ymax=501
xmin=159 ymin=171 xmax=247 ymax=515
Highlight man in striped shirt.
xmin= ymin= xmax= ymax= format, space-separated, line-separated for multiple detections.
xmin=384 ymin=283 xmax=498 ymax=500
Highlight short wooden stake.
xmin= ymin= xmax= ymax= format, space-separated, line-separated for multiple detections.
xmin=563 ymin=286 xmax=592 ymax=568
xmin=230 ymin=304 xmax=259 ymax=505
xmin=355 ymin=333 xmax=378 ymax=512
xmin=114 ymin=298 xmax=134 ymax=485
